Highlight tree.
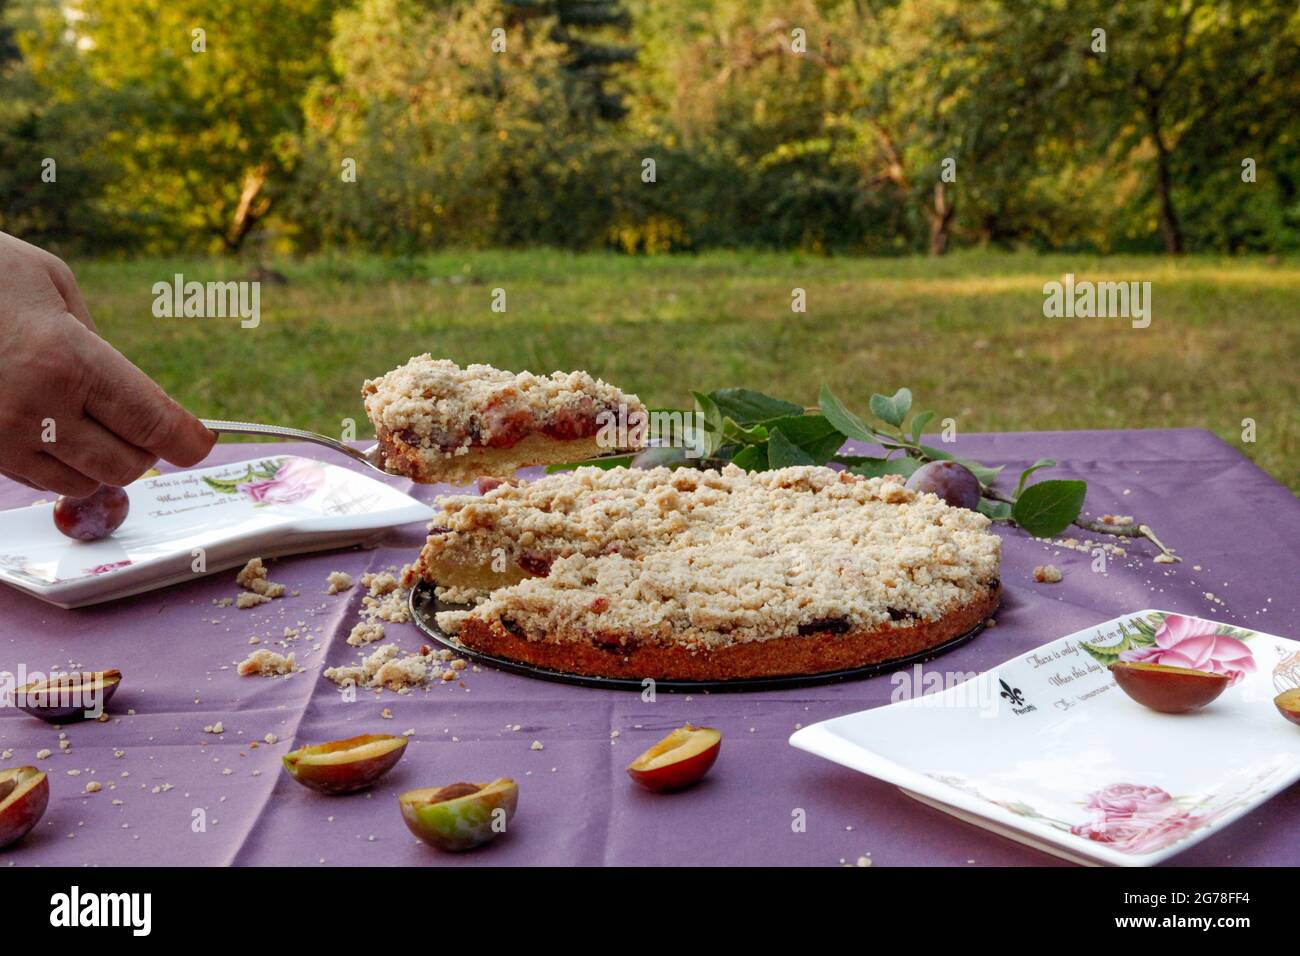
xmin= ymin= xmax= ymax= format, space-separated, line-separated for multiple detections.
xmin=13 ymin=0 xmax=342 ymax=252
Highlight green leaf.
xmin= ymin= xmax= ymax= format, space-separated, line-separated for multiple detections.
xmin=917 ymin=445 xmax=1003 ymax=487
xmin=909 ymin=410 xmax=935 ymax=444
xmin=765 ymin=414 xmax=846 ymax=464
xmin=1011 ymin=479 xmax=1087 ymax=538
xmin=708 ymin=388 xmax=802 ymax=426
xmin=767 ymin=428 xmax=815 ymax=468
xmin=722 ymin=417 xmax=768 ymax=445
xmin=957 ymin=459 xmax=1005 ymax=487
xmin=818 ymin=384 xmax=876 ymax=442
xmin=850 ymin=456 xmax=921 ymax=479
xmin=919 ymin=443 xmax=953 ymax=460
xmin=976 ymin=499 xmax=1013 ymax=521
xmin=691 ymin=391 xmax=725 ymax=456
xmin=731 ymin=445 xmax=769 ymax=472
xmin=1013 ymin=458 xmax=1057 ymax=498
xmin=545 ymin=455 xmax=636 ymax=473
xmin=869 ymin=388 xmax=912 ymax=427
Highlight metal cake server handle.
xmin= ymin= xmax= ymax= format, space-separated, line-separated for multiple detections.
xmin=200 ymin=419 xmax=392 ymax=477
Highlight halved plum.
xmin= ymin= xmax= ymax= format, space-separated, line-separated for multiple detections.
xmin=0 ymin=767 xmax=49 ymax=849
xmin=281 ymin=733 xmax=408 ymax=794
xmin=1110 ymin=661 xmax=1230 ymax=714
xmin=627 ymin=724 xmax=721 ymax=792
xmin=16 ymin=669 xmax=122 ymax=722
xmin=399 ymin=778 xmax=518 ymax=851
xmin=1274 ymin=689 xmax=1300 ymax=726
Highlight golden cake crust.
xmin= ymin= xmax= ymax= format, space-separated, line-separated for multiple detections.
xmin=455 ymin=583 xmax=1000 ymax=680
xmin=377 ymin=430 xmax=610 ymax=486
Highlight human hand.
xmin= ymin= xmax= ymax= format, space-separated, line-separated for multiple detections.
xmin=0 ymin=232 xmax=215 ymax=495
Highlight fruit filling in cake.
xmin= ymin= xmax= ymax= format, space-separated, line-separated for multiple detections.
xmin=362 ymin=356 xmax=646 ymax=484
xmin=412 ymin=464 xmax=1002 ymax=679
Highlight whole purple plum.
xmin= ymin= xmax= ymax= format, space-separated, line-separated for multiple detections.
xmin=904 ymin=461 xmax=981 ymax=510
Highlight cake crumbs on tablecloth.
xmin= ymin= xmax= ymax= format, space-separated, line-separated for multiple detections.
xmin=237 ymin=649 xmax=299 ymax=677
xmin=235 ymin=557 xmax=287 ymax=603
xmin=347 ymin=620 xmax=386 ymax=647
xmin=326 ymin=571 xmax=354 ymax=595
xmin=1033 ymin=564 xmax=1063 ymax=584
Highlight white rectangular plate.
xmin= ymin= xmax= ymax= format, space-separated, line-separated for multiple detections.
xmin=790 ymin=610 xmax=1300 ymax=866
xmin=0 ymin=455 xmax=430 ymax=608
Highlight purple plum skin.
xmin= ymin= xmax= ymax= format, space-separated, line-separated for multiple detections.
xmin=53 ymin=485 xmax=130 ymax=541
xmin=904 ymin=461 xmax=981 ymax=510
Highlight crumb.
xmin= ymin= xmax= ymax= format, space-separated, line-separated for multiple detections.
xmin=381 ymin=708 xmax=393 ymax=719
xmin=326 ymin=571 xmax=354 ymax=595
xmin=236 ymin=557 xmax=286 ymax=600
xmin=84 ymin=781 xmax=101 ymax=794
xmin=324 ymin=644 xmax=428 ymax=691
xmin=36 ymin=749 xmax=52 ymax=760
xmin=1033 ymin=564 xmax=1063 ymax=584
xmin=362 ymin=571 xmax=400 ymax=597
xmin=264 ymin=733 xmax=278 ymax=745
xmin=346 ymin=620 xmax=386 ymax=647
xmin=203 ymin=721 xmax=224 ymax=734
xmin=236 ymin=591 xmax=271 ymax=610
xmin=1154 ymin=554 xmax=1176 ymax=564
xmin=530 ymin=740 xmax=544 ymax=751
xmin=237 ymin=650 xmax=299 ymax=677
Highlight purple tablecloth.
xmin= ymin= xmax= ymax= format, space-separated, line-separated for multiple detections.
xmin=2 ymin=429 xmax=1297 ymax=867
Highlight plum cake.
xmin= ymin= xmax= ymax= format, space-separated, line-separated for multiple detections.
xmin=412 ymin=464 xmax=1002 ymax=680
xmin=363 ymin=356 xmax=646 ymax=484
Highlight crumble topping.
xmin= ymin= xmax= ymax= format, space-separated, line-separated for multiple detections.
xmin=428 ymin=464 xmax=1000 ymax=648
xmin=363 ymin=356 xmax=642 ymax=449
xmin=327 ymin=571 xmax=354 ymax=595
xmin=361 ymin=357 xmax=645 ymax=481
xmin=434 ymin=584 xmax=490 ymax=606
xmin=435 ymin=610 xmax=470 ymax=635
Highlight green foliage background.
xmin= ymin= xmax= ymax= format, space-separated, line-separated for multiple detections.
xmin=2 ymin=0 xmax=1298 ymax=257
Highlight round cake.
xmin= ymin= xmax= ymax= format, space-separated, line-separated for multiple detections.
xmin=410 ymin=464 xmax=1002 ymax=680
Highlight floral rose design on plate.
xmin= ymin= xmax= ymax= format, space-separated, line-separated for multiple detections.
xmin=926 ymin=766 xmax=1286 ymax=858
xmin=1068 ymin=783 xmax=1206 ymax=855
xmin=1081 ymin=612 xmax=1256 ymax=684
xmin=202 ymin=457 xmax=326 ymax=506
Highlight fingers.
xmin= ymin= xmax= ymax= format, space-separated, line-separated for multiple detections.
xmin=45 ymin=257 xmax=97 ymax=333
xmin=0 ymin=468 xmax=47 ymax=492
xmin=24 ymin=452 xmax=101 ymax=498
xmin=78 ymin=333 xmax=216 ymax=467
xmin=46 ymin=417 xmax=158 ymax=488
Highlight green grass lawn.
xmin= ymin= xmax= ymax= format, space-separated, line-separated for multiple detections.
xmin=71 ymin=250 xmax=1300 ymax=490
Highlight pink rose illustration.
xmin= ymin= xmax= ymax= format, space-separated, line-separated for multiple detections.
xmin=1071 ymin=808 xmax=1204 ymax=855
xmin=236 ymin=458 xmax=325 ymax=505
xmin=1120 ymin=613 xmax=1255 ymax=684
xmin=1070 ymin=782 xmax=1207 ymax=854
xmin=1082 ymin=782 xmax=1172 ymax=817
